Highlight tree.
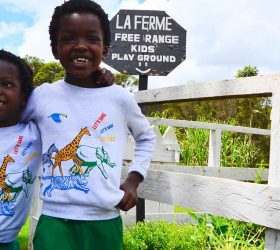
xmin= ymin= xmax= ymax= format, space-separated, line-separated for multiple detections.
xmin=234 ymin=65 xmax=270 ymax=128
xmin=33 ymin=62 xmax=65 ymax=86
xmin=235 ymin=65 xmax=271 ymax=164
xmin=236 ymin=65 xmax=259 ymax=78
xmin=114 ymin=73 xmax=138 ymax=91
xmin=23 ymin=55 xmax=45 ymax=77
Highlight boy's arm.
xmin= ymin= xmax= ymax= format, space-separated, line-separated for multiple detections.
xmin=117 ymin=92 xmax=156 ymax=211
xmin=21 ymin=85 xmax=42 ymax=122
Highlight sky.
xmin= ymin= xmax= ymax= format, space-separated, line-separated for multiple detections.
xmin=0 ymin=0 xmax=280 ymax=89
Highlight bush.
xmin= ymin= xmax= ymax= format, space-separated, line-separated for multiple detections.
xmin=123 ymin=217 xmax=265 ymax=250
xmin=123 ymin=220 xmax=210 ymax=250
xmin=17 ymin=217 xmax=29 ymax=250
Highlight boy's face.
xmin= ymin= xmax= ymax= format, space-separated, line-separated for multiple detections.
xmin=53 ymin=13 xmax=108 ymax=87
xmin=0 ymin=60 xmax=25 ymax=127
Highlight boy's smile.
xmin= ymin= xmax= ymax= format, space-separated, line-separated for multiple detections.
xmin=53 ymin=13 xmax=108 ymax=88
xmin=0 ymin=60 xmax=25 ymax=127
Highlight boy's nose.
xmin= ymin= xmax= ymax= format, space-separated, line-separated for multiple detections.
xmin=74 ymin=39 xmax=88 ymax=51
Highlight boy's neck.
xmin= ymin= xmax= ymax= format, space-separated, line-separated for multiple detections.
xmin=65 ymin=72 xmax=100 ymax=88
xmin=0 ymin=119 xmax=20 ymax=128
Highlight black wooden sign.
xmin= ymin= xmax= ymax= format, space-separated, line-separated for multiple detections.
xmin=103 ymin=9 xmax=186 ymax=76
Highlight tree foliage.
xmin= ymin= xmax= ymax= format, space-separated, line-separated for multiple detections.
xmin=33 ymin=62 xmax=64 ymax=86
xmin=23 ymin=55 xmax=45 ymax=77
xmin=114 ymin=73 xmax=139 ymax=91
xmin=24 ymin=56 xmax=65 ymax=86
xmin=236 ymin=65 xmax=259 ymax=78
xmin=235 ymin=66 xmax=271 ymax=128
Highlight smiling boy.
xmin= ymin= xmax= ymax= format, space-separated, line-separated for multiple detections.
xmin=0 ymin=50 xmax=41 ymax=250
xmin=53 ymin=12 xmax=108 ymax=87
xmin=22 ymin=1 xmax=156 ymax=250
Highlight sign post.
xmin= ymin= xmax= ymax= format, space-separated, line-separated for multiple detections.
xmin=136 ymin=74 xmax=148 ymax=222
xmin=104 ymin=9 xmax=186 ymax=222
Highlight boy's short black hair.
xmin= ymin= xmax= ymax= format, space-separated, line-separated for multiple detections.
xmin=0 ymin=49 xmax=34 ymax=99
xmin=49 ymin=0 xmax=111 ymax=50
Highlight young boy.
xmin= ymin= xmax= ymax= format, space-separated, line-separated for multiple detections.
xmin=0 ymin=50 xmax=41 ymax=250
xmin=0 ymin=48 xmax=112 ymax=250
xmin=22 ymin=0 xmax=156 ymax=249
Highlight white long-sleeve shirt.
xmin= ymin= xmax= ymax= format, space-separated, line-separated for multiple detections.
xmin=0 ymin=122 xmax=41 ymax=243
xmin=23 ymin=81 xmax=156 ymax=220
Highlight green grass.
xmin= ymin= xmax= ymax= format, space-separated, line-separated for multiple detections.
xmin=123 ymin=218 xmax=265 ymax=250
xmin=17 ymin=217 xmax=29 ymax=250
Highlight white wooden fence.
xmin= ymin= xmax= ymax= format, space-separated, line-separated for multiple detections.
xmin=133 ymin=74 xmax=280 ymax=250
xmin=29 ymin=74 xmax=280 ymax=249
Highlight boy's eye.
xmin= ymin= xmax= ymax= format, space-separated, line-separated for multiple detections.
xmin=1 ymin=81 xmax=14 ymax=88
xmin=60 ymin=35 xmax=75 ymax=42
xmin=87 ymin=36 xmax=101 ymax=43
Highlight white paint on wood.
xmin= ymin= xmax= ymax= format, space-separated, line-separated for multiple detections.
xmin=149 ymin=165 xmax=268 ymax=182
xmin=134 ymin=74 xmax=279 ymax=104
xmin=152 ymin=125 xmax=163 ymax=143
xmin=162 ymin=127 xmax=180 ymax=162
xmin=208 ymin=129 xmax=222 ymax=167
xmin=162 ymin=127 xmax=178 ymax=145
xmin=265 ymin=228 xmax=280 ymax=250
xmin=148 ymin=117 xmax=270 ymax=136
xmin=265 ymin=92 xmax=280 ymax=249
xmin=123 ymin=125 xmax=180 ymax=163
xmin=121 ymin=168 xmax=280 ymax=230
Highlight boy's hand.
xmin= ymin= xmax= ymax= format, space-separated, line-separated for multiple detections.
xmin=116 ymin=172 xmax=143 ymax=211
xmin=95 ymin=67 xmax=114 ymax=86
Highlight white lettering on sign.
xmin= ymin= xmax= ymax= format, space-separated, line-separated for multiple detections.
xmin=112 ymin=53 xmax=135 ymax=61
xmin=137 ymin=54 xmax=176 ymax=62
xmin=115 ymin=33 xmax=140 ymax=42
xmin=116 ymin=14 xmax=131 ymax=29
xmin=113 ymin=33 xmax=179 ymax=44
xmin=134 ymin=15 xmax=172 ymax=31
xmin=116 ymin=14 xmax=172 ymax=31
xmin=143 ymin=34 xmax=179 ymax=44
xmin=131 ymin=45 xmax=155 ymax=53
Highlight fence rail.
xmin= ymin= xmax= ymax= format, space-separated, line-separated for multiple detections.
xmin=148 ymin=117 xmax=271 ymax=136
xmin=149 ymin=165 xmax=268 ymax=182
xmin=121 ymin=168 xmax=280 ymax=230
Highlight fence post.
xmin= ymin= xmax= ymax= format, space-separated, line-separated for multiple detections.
xmin=208 ymin=129 xmax=222 ymax=167
xmin=265 ymin=92 xmax=280 ymax=249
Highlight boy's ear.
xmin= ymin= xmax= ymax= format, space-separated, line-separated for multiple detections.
xmin=102 ymin=46 xmax=108 ymax=59
xmin=20 ymin=94 xmax=27 ymax=109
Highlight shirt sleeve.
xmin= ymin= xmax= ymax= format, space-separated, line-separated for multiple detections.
xmin=124 ymin=92 xmax=156 ymax=179
xmin=21 ymin=84 xmax=43 ymax=122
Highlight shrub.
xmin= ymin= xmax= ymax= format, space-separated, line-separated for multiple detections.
xmin=123 ymin=220 xmax=210 ymax=250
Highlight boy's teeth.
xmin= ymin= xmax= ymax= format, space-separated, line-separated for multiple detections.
xmin=74 ymin=58 xmax=89 ymax=63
